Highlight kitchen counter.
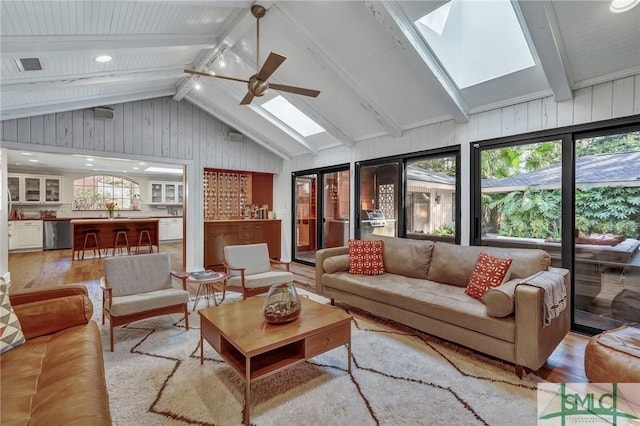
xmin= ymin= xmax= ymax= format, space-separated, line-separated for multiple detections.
xmin=71 ymin=218 xmax=160 ymax=260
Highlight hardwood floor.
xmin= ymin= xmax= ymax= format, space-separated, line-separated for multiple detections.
xmin=7 ymin=248 xmax=589 ymax=383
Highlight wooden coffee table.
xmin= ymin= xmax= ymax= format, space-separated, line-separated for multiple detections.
xmin=199 ymin=296 xmax=352 ymax=425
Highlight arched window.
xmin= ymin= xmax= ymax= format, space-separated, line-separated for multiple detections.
xmin=73 ymin=175 xmax=140 ymax=211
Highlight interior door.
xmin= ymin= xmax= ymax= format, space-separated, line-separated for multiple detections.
xmin=294 ymin=174 xmax=317 ymax=263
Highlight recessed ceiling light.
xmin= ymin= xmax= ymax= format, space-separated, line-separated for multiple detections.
xmin=21 ymin=152 xmax=33 ymax=156
xmin=15 ymin=162 xmax=21 ymax=166
xmin=132 ymin=167 xmax=139 ymax=170
xmin=86 ymin=163 xmax=93 ymax=167
xmin=195 ymin=82 xmax=202 ymax=90
xmin=87 ymin=158 xmax=94 ymax=162
xmin=29 ymin=159 xmax=39 ymax=163
xmin=610 ymin=0 xmax=639 ymax=12
xmin=139 ymin=162 xmax=146 ymax=166
xmin=95 ymin=55 xmax=112 ymax=63
xmin=145 ymin=166 xmax=183 ymax=174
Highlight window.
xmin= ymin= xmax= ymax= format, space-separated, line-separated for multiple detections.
xmin=471 ymin=119 xmax=640 ymax=335
xmin=415 ymin=0 xmax=535 ymax=89
xmin=73 ymin=175 xmax=140 ymax=211
xmin=261 ymin=95 xmax=325 ymax=137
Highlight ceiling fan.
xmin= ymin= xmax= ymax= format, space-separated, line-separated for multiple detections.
xmin=184 ymin=5 xmax=320 ymax=105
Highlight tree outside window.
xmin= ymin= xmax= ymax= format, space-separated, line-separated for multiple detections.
xmin=73 ymin=175 xmax=140 ymax=211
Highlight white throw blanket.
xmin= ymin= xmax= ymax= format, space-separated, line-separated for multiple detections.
xmin=516 ymin=270 xmax=567 ymax=327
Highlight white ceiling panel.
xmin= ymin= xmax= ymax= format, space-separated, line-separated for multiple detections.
xmin=1 ymin=0 xmax=639 ymax=157
xmin=551 ymin=1 xmax=640 ymax=84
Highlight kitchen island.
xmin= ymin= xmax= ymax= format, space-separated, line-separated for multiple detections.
xmin=71 ymin=218 xmax=159 ymax=260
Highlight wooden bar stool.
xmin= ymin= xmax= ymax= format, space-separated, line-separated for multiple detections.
xmin=80 ymin=228 xmax=101 ymax=260
xmin=111 ymin=227 xmax=131 ymax=256
xmin=135 ymin=226 xmax=155 ymax=254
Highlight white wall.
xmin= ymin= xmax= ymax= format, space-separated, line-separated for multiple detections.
xmin=0 ymin=96 xmax=283 ymax=271
xmin=276 ymin=74 xmax=640 ymax=257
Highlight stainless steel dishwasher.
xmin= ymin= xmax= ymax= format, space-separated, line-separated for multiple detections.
xmin=43 ymin=219 xmax=72 ymax=250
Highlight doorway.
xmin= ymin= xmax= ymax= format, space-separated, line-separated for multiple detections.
xmin=292 ymin=165 xmax=350 ymax=265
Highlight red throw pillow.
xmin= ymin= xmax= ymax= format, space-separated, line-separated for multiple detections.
xmin=465 ymin=252 xmax=513 ymax=300
xmin=348 ymin=239 xmax=384 ymax=275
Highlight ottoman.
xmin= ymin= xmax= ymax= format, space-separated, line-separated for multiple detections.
xmin=584 ymin=325 xmax=640 ymax=383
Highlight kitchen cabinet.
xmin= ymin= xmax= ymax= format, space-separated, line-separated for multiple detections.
xmin=159 ymin=217 xmax=183 ymax=241
xmin=204 ymin=220 xmax=281 ymax=268
xmin=149 ymin=181 xmax=184 ymax=205
xmin=11 ymin=220 xmax=44 ymax=251
xmin=8 ymin=174 xmax=62 ymax=204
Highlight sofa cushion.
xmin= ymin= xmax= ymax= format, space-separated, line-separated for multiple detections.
xmin=427 ymin=242 xmax=550 ymax=287
xmin=465 ymin=252 xmax=513 ymax=300
xmin=109 ymin=288 xmax=189 ymax=317
xmin=364 ymin=234 xmax=434 ymax=279
xmin=0 ymin=322 xmax=111 ymax=425
xmin=228 ymin=271 xmax=294 ymax=289
xmin=323 ymin=254 xmax=350 ymax=274
xmin=225 ymin=243 xmax=271 ymax=276
xmin=483 ymin=280 xmax=518 ymax=317
xmin=349 ymin=239 xmax=384 ymax=275
xmin=323 ymin=272 xmax=515 ymax=342
xmin=0 ymin=279 xmax=25 ymax=354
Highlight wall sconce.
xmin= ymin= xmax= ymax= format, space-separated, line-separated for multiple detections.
xmin=435 ymin=194 xmax=441 ymax=204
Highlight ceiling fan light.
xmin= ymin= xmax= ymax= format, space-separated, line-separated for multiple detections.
xmin=610 ymin=0 xmax=639 ymax=12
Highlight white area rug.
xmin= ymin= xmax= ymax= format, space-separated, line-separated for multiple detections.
xmin=100 ymin=291 xmax=544 ymax=425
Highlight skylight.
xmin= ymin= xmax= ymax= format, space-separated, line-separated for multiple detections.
xmin=261 ymin=95 xmax=325 ymax=137
xmin=415 ymin=0 xmax=535 ymax=89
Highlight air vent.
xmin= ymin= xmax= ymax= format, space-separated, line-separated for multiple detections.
xmin=94 ymin=107 xmax=114 ymax=120
xmin=19 ymin=58 xmax=42 ymax=71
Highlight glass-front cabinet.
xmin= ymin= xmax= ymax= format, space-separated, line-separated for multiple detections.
xmin=148 ymin=181 xmax=184 ymax=205
xmin=8 ymin=174 xmax=62 ymax=204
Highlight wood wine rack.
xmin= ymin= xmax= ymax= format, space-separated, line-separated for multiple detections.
xmin=204 ymin=169 xmax=252 ymax=219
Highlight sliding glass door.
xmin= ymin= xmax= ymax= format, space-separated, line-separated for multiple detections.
xmin=357 ymin=161 xmax=400 ymax=239
xmin=472 ymin=119 xmax=640 ymax=334
xmin=573 ymin=129 xmax=640 ymax=331
xmin=292 ymin=165 xmax=350 ymax=265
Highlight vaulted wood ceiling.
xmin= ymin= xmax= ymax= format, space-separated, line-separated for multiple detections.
xmin=2 ymin=1 xmax=639 ymax=160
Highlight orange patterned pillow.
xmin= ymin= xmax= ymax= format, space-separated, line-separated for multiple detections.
xmin=465 ymin=252 xmax=513 ymax=300
xmin=348 ymin=239 xmax=384 ymax=275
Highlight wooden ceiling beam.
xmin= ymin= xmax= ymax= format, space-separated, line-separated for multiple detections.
xmin=1 ymin=34 xmax=215 ymax=57
xmin=364 ymin=1 xmax=470 ymax=124
xmin=174 ymin=2 xmax=274 ymax=102
xmin=0 ymin=88 xmax=176 ymax=121
xmin=1 ymin=66 xmax=184 ymax=93
xmin=518 ymin=1 xmax=573 ymax=102
xmin=274 ymin=3 xmax=402 ymax=140
xmin=186 ymin=94 xmax=292 ymax=161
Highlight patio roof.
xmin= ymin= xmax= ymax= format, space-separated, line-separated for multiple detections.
xmin=407 ymin=165 xmax=456 ymax=185
xmin=482 ymin=151 xmax=640 ymax=192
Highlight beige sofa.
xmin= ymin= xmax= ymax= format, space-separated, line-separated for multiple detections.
xmin=315 ymin=235 xmax=570 ymax=377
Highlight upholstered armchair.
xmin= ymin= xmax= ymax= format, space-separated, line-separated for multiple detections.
xmin=101 ymin=253 xmax=189 ymax=351
xmin=223 ymin=243 xmax=294 ymax=299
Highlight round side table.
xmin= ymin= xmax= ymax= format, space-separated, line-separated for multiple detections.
xmin=186 ymin=272 xmax=228 ymax=311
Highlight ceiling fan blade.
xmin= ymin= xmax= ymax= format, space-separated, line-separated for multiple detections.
xmin=240 ymin=91 xmax=255 ymax=105
xmin=269 ymin=83 xmax=320 ymax=98
xmin=255 ymin=52 xmax=286 ymax=82
xmin=184 ymin=69 xmax=249 ymax=84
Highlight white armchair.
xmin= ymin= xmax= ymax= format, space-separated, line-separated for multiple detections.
xmin=101 ymin=253 xmax=189 ymax=351
xmin=223 ymin=243 xmax=293 ymax=299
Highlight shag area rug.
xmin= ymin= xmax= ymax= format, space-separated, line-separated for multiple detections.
xmin=99 ymin=291 xmax=544 ymax=425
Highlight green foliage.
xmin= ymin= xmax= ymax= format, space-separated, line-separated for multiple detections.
xmin=432 ymin=225 xmax=455 ymax=236
xmin=485 ymin=186 xmax=640 ymax=239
